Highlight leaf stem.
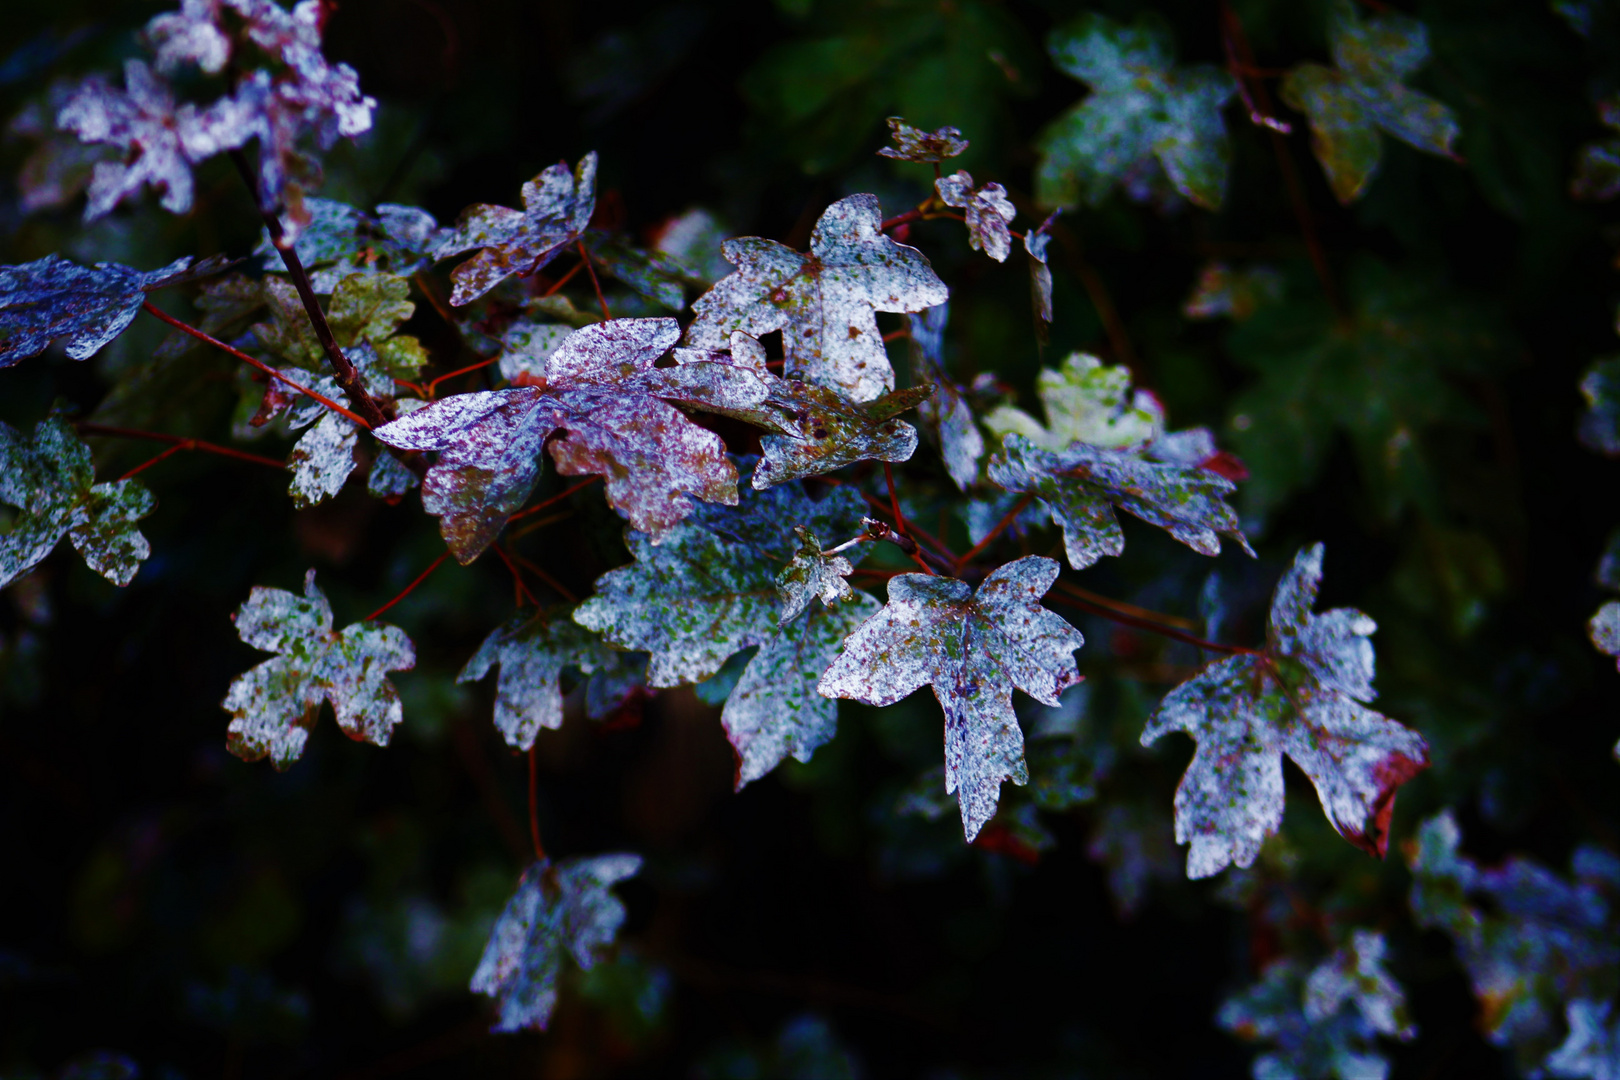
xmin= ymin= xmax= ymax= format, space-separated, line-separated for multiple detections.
xmin=79 ymin=423 xmax=286 ymax=473
xmin=228 ymin=149 xmax=391 ymax=428
xmin=952 ymin=494 xmax=1033 ymax=573
xmin=576 ymin=239 xmax=612 ymax=321
xmin=506 ymin=547 xmax=577 ymax=604
xmin=541 ymin=258 xmax=586 ymax=297
xmin=528 ymin=745 xmax=546 ymax=862
xmin=506 ymin=477 xmax=600 ymax=524
xmin=492 ymin=544 xmax=540 ymax=608
xmin=1050 ymin=580 xmax=1255 ymax=655
xmin=365 ymin=551 xmax=449 ymax=621
xmin=424 ymin=356 xmax=499 ymax=398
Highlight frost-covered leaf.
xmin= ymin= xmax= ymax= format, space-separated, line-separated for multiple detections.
xmin=435 ymin=153 xmax=597 ymax=306
xmin=984 ymin=352 xmax=1164 ymax=452
xmin=375 ymin=318 xmax=763 ymax=560
xmin=0 ymin=417 xmax=155 ymax=590
xmin=8 ymin=82 xmax=113 ymax=214
xmin=1546 ymin=1000 xmax=1620 ymax=1080
xmin=1183 ymin=262 xmax=1284 ymax=321
xmin=1579 ymin=355 xmax=1620 ymax=456
xmin=988 ymin=434 xmax=1250 ymax=570
xmin=287 ymin=409 xmax=358 ymax=508
xmin=1279 ymin=2 xmax=1460 ymax=203
xmin=255 ymin=198 xmax=448 ymax=294
xmin=497 ymin=320 xmax=572 ymax=383
xmin=878 ymin=116 xmax=969 ymax=162
xmin=1036 ymin=13 xmax=1234 ymax=210
xmin=935 ymin=171 xmax=1015 ymax=263
xmin=459 ymin=609 xmax=621 ymax=751
xmin=908 ymin=304 xmax=983 ymax=490
xmin=0 ymin=253 xmax=227 ymax=366
xmin=253 ymin=272 xmax=425 ymax=382
xmin=1220 ymin=931 xmax=1415 ymax=1080
xmin=1024 ymin=213 xmax=1057 ymax=341
xmin=818 ymin=556 xmax=1084 ymax=839
xmin=222 ymin=569 xmax=415 ymax=769
xmin=1408 ymin=812 xmax=1620 ymax=1068
xmin=1143 ymin=545 xmax=1428 ymax=878
xmin=776 ymin=527 xmax=855 ymax=623
xmin=366 ymin=446 xmax=419 ymax=501
xmin=683 ymin=194 xmax=948 ymax=403
xmin=57 ymin=60 xmax=198 ymax=219
xmin=587 ymin=235 xmax=691 ymax=311
xmin=471 ymin=855 xmax=641 ymax=1033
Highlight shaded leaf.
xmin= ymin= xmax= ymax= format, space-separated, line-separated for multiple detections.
xmin=471 ymin=855 xmax=640 ymax=1033
xmin=935 ymin=171 xmax=1015 ymax=262
xmin=1024 ymin=212 xmax=1057 ymax=341
xmin=1545 ymin=999 xmax=1620 ymax=1080
xmin=222 ymin=569 xmax=415 ymax=769
xmin=908 ymin=304 xmax=983 ymax=490
xmin=984 ymin=351 xmax=1163 ymax=452
xmin=878 ymin=116 xmax=969 ymax=162
xmin=1573 ymin=97 xmax=1620 ymax=201
xmin=1579 ymin=354 xmax=1620 ymax=456
xmin=0 ymin=417 xmax=155 ymax=589
xmin=435 ymin=153 xmax=598 ymax=306
xmin=57 ymin=60 xmax=199 ymax=219
xmin=1036 ymin=13 xmax=1234 ymax=210
xmin=1142 ymin=545 xmax=1429 ymax=878
xmin=818 ymin=556 xmax=1084 ymax=839
xmin=459 ymin=609 xmax=621 ymax=751
xmin=683 ymin=193 xmax=948 ymax=403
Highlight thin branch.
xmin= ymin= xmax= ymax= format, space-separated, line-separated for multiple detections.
xmin=492 ymin=544 xmax=540 ymax=608
xmin=541 ymin=258 xmax=586 ymax=296
xmin=527 ymin=746 xmax=546 ymax=861
xmin=861 ymin=516 xmax=937 ymax=576
xmin=507 ymin=478 xmax=599 ymax=524
xmin=861 ymin=489 xmax=956 ymax=565
xmin=952 ymin=494 xmax=1032 ymax=572
xmin=1050 ymin=580 xmax=1254 ymax=655
xmin=506 ymin=548 xmax=577 ymax=604
xmin=365 ymin=551 xmax=449 ymax=621
xmin=229 ymin=149 xmax=390 ymax=428
xmin=425 ymin=356 xmax=499 ymax=398
xmin=576 ymin=239 xmax=612 ymax=321
xmin=117 ymin=443 xmax=188 ymax=480
xmin=140 ymin=303 xmax=371 ymax=428
xmin=79 ymin=423 xmax=286 ymax=472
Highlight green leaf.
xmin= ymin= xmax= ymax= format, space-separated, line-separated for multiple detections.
xmin=683 ymin=194 xmax=948 ymax=403
xmin=1036 ymin=13 xmax=1234 ymax=210
xmin=1142 ymin=545 xmax=1428 ymax=878
xmin=983 ymin=352 xmax=1164 ymax=452
xmin=222 ymin=569 xmax=416 ymax=769
xmin=1279 ymin=2 xmax=1461 ymax=203
xmin=0 ymin=416 xmax=155 ymax=589
xmin=818 ymin=556 xmax=1084 ymax=839
xmin=776 ymin=527 xmax=856 ymax=623
xmin=459 ymin=608 xmax=622 ymax=751
xmin=471 ymin=855 xmax=641 ymax=1033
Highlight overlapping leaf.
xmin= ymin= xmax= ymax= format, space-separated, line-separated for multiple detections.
xmin=434 ymin=153 xmax=598 ymax=306
xmin=255 ymin=198 xmax=448 ymax=293
xmin=0 ymin=253 xmax=227 ymax=367
xmin=459 ymin=609 xmax=624 ymax=751
xmin=1573 ymin=96 xmax=1620 ymax=201
xmin=1142 ymin=545 xmax=1429 ymax=878
xmin=935 ymin=171 xmax=1015 ymax=263
xmin=1036 ymin=13 xmax=1234 ymax=210
xmin=683 ymin=194 xmax=948 ymax=403
xmin=878 ymin=117 xmax=969 ymax=162
xmin=574 ymin=478 xmax=871 ymax=785
xmin=818 ymin=556 xmax=1084 ymax=839
xmin=984 ymin=351 xmax=1163 ymax=452
xmin=1279 ymin=1 xmax=1460 ymax=203
xmin=907 ymin=304 xmax=983 ymax=490
xmin=776 ymin=528 xmax=856 ymax=623
xmin=0 ymin=417 xmax=155 ymax=590
xmin=222 ymin=569 xmax=415 ymax=769
xmin=1579 ymin=353 xmax=1620 ymax=456
xmin=471 ymin=855 xmax=641 ymax=1032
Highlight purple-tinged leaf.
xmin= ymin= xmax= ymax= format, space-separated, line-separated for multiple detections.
xmin=1024 ymin=214 xmax=1057 ymax=341
xmin=471 ymin=855 xmax=641 ymax=1033
xmin=818 ymin=557 xmax=1085 ymax=840
xmin=878 ymin=116 xmax=969 ymax=163
xmin=435 ymin=154 xmax=598 ymax=306
xmin=684 ymin=194 xmax=948 ymax=403
xmin=459 ymin=609 xmax=623 ymax=751
xmin=58 ymin=60 xmax=197 ymax=218
xmin=907 ymin=304 xmax=983 ymax=490
xmin=1143 ymin=545 xmax=1429 ymax=878
xmin=1545 ymin=999 xmax=1620 ymax=1079
xmin=222 ymin=568 xmax=415 ymax=768
xmin=936 ymin=171 xmax=1016 ymax=263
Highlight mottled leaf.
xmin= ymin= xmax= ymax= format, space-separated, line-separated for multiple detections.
xmin=818 ymin=556 xmax=1084 ymax=839
xmin=878 ymin=116 xmax=969 ymax=162
xmin=471 ymin=855 xmax=641 ymax=1032
xmin=683 ymin=194 xmax=948 ymax=403
xmin=0 ymin=253 xmax=226 ymax=367
xmin=1279 ymin=2 xmax=1460 ymax=203
xmin=255 ymin=198 xmax=447 ymax=294
xmin=776 ymin=527 xmax=856 ymax=623
xmin=0 ymin=417 xmax=155 ymax=590
xmin=435 ymin=153 xmax=597 ymax=306
xmin=497 ymin=320 xmax=572 ymax=384
xmin=1036 ymin=13 xmax=1235 ymax=210
xmin=254 ymin=272 xmax=425 ymax=383
xmin=1586 ymin=601 xmax=1620 ymax=757
xmin=1183 ymin=262 xmax=1284 ymax=321
xmin=587 ymin=234 xmax=691 ymax=311
xmin=459 ymin=609 xmax=621 ymax=751
xmin=988 ymin=434 xmax=1250 ymax=570
xmin=1143 ymin=545 xmax=1429 ymax=878
xmin=908 ymin=304 xmax=983 ymax=490
xmin=222 ymin=569 xmax=415 ymax=768
xmin=375 ymin=318 xmax=763 ymax=560
xmin=984 ymin=352 xmax=1164 ymax=452
xmin=1024 ymin=213 xmax=1057 ymax=341
xmin=287 ymin=408 xmax=358 ymax=508
xmin=57 ymin=60 xmax=198 ymax=219
xmin=935 ymin=171 xmax=1015 ymax=263
xmin=366 ymin=446 xmax=419 ymax=501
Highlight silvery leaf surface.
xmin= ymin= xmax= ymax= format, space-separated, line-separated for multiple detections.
xmin=255 ymin=198 xmax=447 ymax=293
xmin=878 ymin=117 xmax=969 ymax=162
xmin=1142 ymin=545 xmax=1428 ymax=879
xmin=287 ymin=408 xmax=359 ymax=508
xmin=0 ymin=417 xmax=155 ymax=589
xmin=907 ymin=304 xmax=982 ymax=490
xmin=776 ymin=527 xmax=856 ymax=624
xmin=470 ymin=855 xmax=641 ymax=1032
xmin=435 ymin=154 xmax=598 ymax=306
xmin=459 ymin=608 xmax=620 ymax=751
xmin=936 ymin=171 xmax=1016 ymax=263
xmin=818 ymin=556 xmax=1084 ymax=840
xmin=684 ymin=194 xmax=948 ymax=403
xmin=222 ymin=569 xmax=415 ymax=769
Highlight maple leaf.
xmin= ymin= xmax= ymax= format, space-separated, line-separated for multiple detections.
xmin=471 ymin=855 xmax=641 ymax=1033
xmin=988 ymin=434 xmax=1251 ymax=570
xmin=878 ymin=116 xmax=970 ymax=162
xmin=0 ymin=253 xmax=227 ymax=367
xmin=1279 ymin=1 xmax=1460 ymax=204
xmin=222 ymin=568 xmax=415 ymax=769
xmin=818 ymin=556 xmax=1085 ymax=840
xmin=0 ymin=417 xmax=155 ymax=590
xmin=57 ymin=60 xmax=199 ymax=219
xmin=984 ymin=351 xmax=1164 ymax=452
xmin=1545 ymin=1000 xmax=1620 ymax=1080
xmin=374 ymin=318 xmax=763 ymax=561
xmin=434 ymin=153 xmax=598 ymax=306
xmin=459 ymin=609 xmax=624 ymax=751
xmin=1036 ymin=12 xmax=1235 ymax=210
xmin=777 ymin=527 xmax=856 ymax=623
xmin=272 ymin=342 xmax=404 ymax=508
xmin=9 ymin=81 xmax=116 ymax=215
xmin=683 ymin=194 xmax=948 ymax=403
xmin=936 ymin=171 xmax=1016 ymax=263
xmin=575 ymin=478 xmax=871 ymax=784
xmin=907 ymin=304 xmax=983 ymax=491
xmin=1142 ymin=545 xmax=1429 ymax=879
xmin=255 ymin=198 xmax=448 ymax=294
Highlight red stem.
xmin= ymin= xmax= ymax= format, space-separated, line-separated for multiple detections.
xmin=506 ymin=548 xmax=577 ymax=604
xmin=528 ymin=746 xmax=546 ymax=862
xmin=79 ymin=423 xmax=286 ymax=472
xmin=492 ymin=544 xmax=540 ymax=608
xmin=117 ymin=443 xmax=188 ymax=480
xmin=576 ymin=239 xmax=612 ymax=321
xmin=425 ymin=356 xmax=499 ymax=397
xmin=952 ymin=494 xmax=1032 ymax=573
xmin=1051 ymin=580 xmax=1254 ymax=655
xmin=365 ymin=550 xmax=449 ymax=621
xmin=507 ymin=477 xmax=599 ymax=523
xmin=541 ymin=259 xmax=586 ymax=297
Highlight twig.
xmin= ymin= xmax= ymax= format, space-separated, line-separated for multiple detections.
xmin=365 ymin=551 xmax=449 ymax=621
xmin=506 ymin=548 xmax=577 ymax=604
xmin=861 ymin=516 xmax=936 ymax=575
xmin=861 ymin=490 xmax=956 ymax=565
xmin=1050 ymin=580 xmax=1254 ymax=655
xmin=79 ymin=423 xmax=286 ymax=473
xmin=425 ymin=356 xmax=499 ymax=398
xmin=527 ymin=746 xmax=546 ymax=861
xmin=507 ymin=477 xmax=599 ymax=524
xmin=576 ymin=239 xmax=612 ymax=321
xmin=953 ymin=494 xmax=1032 ymax=572
xmin=229 ymin=149 xmax=390 ymax=428
xmin=492 ymin=544 xmax=540 ymax=608
xmin=541 ymin=258 xmax=585 ymax=296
